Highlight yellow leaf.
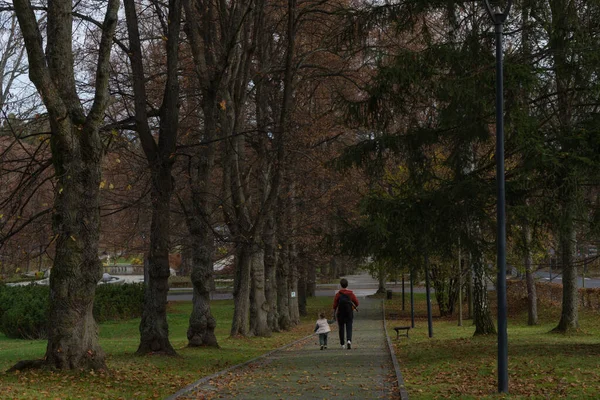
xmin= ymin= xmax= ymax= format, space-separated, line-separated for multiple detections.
xmin=0 ymin=214 xmax=3 ymax=219
xmin=126 ymin=184 xmax=132 ymax=190
xmin=109 ymin=183 xmax=114 ymax=190
xmin=219 ymin=100 xmax=227 ymax=110
xmin=58 ymin=188 xmax=63 ymax=194
xmin=115 ymin=158 xmax=121 ymax=163
xmin=99 ymin=181 xmax=106 ymax=189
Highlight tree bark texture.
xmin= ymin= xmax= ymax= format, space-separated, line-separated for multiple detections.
xmin=250 ymin=243 xmax=271 ymax=336
xmin=276 ymin=242 xmax=291 ymax=330
xmin=554 ymin=190 xmax=579 ymax=332
xmin=298 ymin=265 xmax=307 ymax=317
xmin=138 ymin=168 xmax=176 ymax=355
xmin=523 ymin=221 xmax=538 ymax=326
xmin=187 ymin=228 xmax=218 ymax=347
xmin=231 ymin=244 xmax=251 ymax=336
xmin=45 ymin=134 xmax=106 ymax=369
xmin=377 ymin=263 xmax=386 ymax=294
xmin=306 ymin=262 xmax=316 ymax=297
xmin=179 ymin=240 xmax=193 ymax=277
xmin=288 ymin=242 xmax=300 ymax=325
xmin=13 ymin=0 xmax=119 ymax=370
xmin=264 ymin=212 xmax=279 ymax=331
xmin=472 ymin=256 xmax=496 ymax=335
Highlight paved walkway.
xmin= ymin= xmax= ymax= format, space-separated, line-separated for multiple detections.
xmin=172 ymin=296 xmax=399 ymax=399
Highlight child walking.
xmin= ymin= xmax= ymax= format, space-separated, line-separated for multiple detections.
xmin=314 ymin=312 xmax=333 ymax=350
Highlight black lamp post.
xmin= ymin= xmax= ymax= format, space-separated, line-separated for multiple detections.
xmin=483 ymin=0 xmax=512 ymax=394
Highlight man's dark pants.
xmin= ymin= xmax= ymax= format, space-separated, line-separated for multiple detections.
xmin=337 ymin=315 xmax=353 ymax=345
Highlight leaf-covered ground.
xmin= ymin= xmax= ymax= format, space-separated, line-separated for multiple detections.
xmin=388 ymin=294 xmax=600 ymax=399
xmin=0 ymin=297 xmax=333 ymax=399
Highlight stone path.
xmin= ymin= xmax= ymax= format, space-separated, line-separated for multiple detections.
xmin=171 ymin=296 xmax=399 ymax=399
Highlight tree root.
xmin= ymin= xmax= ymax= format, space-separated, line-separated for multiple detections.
xmin=7 ymin=359 xmax=46 ymax=373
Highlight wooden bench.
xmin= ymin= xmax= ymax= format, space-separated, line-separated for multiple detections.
xmin=393 ymin=326 xmax=410 ymax=339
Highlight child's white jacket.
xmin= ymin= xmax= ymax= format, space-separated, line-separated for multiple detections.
xmin=314 ymin=318 xmax=331 ymax=334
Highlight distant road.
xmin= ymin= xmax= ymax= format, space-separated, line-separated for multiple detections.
xmin=534 ymin=270 xmax=600 ymax=288
xmin=162 ymin=270 xmax=600 ymax=302
xmin=167 ymin=283 xmax=415 ymax=302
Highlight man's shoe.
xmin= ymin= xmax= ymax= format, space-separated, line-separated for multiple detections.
xmin=341 ymin=344 xmax=345 ymax=349
xmin=320 ymin=345 xmax=324 ymax=350
xmin=347 ymin=341 xmax=352 ymax=350
xmin=324 ymin=346 xmax=327 ymax=349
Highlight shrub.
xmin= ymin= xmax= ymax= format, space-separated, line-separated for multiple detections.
xmin=0 ymin=284 xmax=49 ymax=339
xmin=0 ymin=283 xmax=145 ymax=339
xmin=93 ymin=283 xmax=145 ymax=322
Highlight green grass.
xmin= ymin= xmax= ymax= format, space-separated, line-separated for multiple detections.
xmin=0 ymin=297 xmax=332 ymax=399
xmin=386 ymin=294 xmax=600 ymax=399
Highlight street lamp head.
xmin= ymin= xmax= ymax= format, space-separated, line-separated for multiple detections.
xmin=483 ymin=0 xmax=513 ymax=24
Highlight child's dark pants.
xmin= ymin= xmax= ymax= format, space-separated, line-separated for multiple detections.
xmin=319 ymin=333 xmax=328 ymax=346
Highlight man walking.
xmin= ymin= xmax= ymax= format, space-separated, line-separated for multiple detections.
xmin=333 ymin=278 xmax=359 ymax=349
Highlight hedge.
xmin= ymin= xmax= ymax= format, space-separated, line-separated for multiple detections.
xmin=0 ymin=283 xmax=144 ymax=339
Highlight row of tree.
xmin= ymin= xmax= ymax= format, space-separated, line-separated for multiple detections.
xmin=1 ymin=0 xmax=364 ymax=371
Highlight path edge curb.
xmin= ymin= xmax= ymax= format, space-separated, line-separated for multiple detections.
xmin=382 ymin=299 xmax=410 ymax=400
xmin=164 ymin=332 xmax=314 ymax=400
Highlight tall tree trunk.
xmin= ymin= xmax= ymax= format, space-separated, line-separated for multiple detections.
xmin=523 ymin=220 xmax=538 ymax=325
xmin=298 ymin=263 xmax=307 ymax=317
xmin=45 ymin=136 xmax=106 ymax=369
xmin=554 ymin=189 xmax=579 ymax=332
xmin=472 ymin=256 xmax=496 ymax=335
xmin=126 ymin=0 xmax=182 ymax=356
xmin=550 ymin=0 xmax=579 ymax=333
xmin=306 ymin=262 xmax=316 ymax=297
xmin=12 ymin=0 xmax=119 ymax=370
xmin=377 ymin=263 xmax=386 ymax=294
xmin=250 ymin=242 xmax=271 ymax=336
xmin=288 ymin=242 xmax=300 ymax=325
xmin=467 ymin=253 xmax=474 ymax=320
xmin=287 ymin=182 xmax=300 ymax=325
xmin=187 ymin=227 xmax=218 ymax=347
xmin=231 ymin=244 xmax=251 ymax=336
xmin=329 ymin=256 xmax=338 ymax=279
xmin=264 ymin=211 xmax=280 ymax=332
xmin=179 ymin=239 xmax=193 ymax=277
xmin=277 ymin=242 xmax=291 ymax=330
xmin=138 ymin=168 xmax=176 ymax=355
xmin=181 ymin=0 xmax=227 ymax=349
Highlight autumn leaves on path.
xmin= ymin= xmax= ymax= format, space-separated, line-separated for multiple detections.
xmin=173 ymin=298 xmax=399 ymax=399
